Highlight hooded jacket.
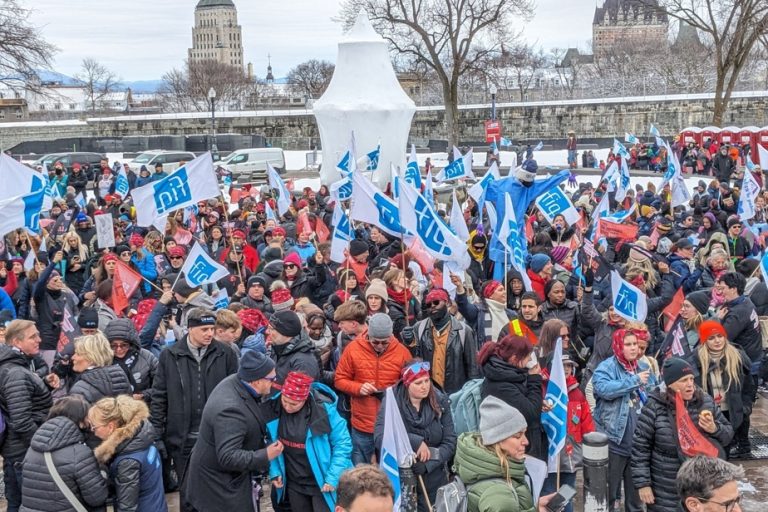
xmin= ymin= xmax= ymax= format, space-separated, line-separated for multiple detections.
xmin=272 ymin=332 xmax=321 ymax=383
xmin=95 ymin=416 xmax=167 ymax=512
xmin=106 ymin=318 xmax=159 ymax=401
xmin=721 ymin=296 xmax=763 ymax=363
xmin=454 ymin=432 xmax=536 ymax=512
xmin=480 ymin=356 xmax=546 ymax=461
xmin=70 ymin=365 xmax=133 ymax=404
xmin=20 ymin=416 xmax=108 ymax=512
xmin=0 ymin=345 xmax=53 ymax=459
xmin=631 ymin=388 xmax=733 ymax=512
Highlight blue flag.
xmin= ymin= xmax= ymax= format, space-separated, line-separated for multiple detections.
xmin=180 ymin=242 xmax=230 ymax=287
xmin=115 ymin=167 xmax=130 ymax=197
xmin=611 ymin=270 xmax=648 ymax=322
xmin=500 ymin=136 xmax=512 ymax=147
xmin=624 ymin=133 xmax=639 ymax=144
xmin=533 ymin=141 xmax=544 ymax=152
xmin=365 ymin=144 xmax=380 ymax=171
xmin=649 ymin=124 xmax=661 ymax=137
xmin=350 ymin=171 xmax=403 ymax=237
xmin=380 ymin=387 xmax=415 ymax=510
xmin=330 ymin=203 xmax=355 ymax=264
xmin=404 ymin=144 xmax=422 ymax=189
xmin=541 ymin=338 xmax=569 ymax=471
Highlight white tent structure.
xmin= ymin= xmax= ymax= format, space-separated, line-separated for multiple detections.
xmin=313 ymin=13 xmax=416 ymax=189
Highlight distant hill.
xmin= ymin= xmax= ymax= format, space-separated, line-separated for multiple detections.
xmin=36 ymin=70 xmax=163 ymax=93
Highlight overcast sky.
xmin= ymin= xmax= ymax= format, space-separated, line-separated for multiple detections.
xmin=27 ymin=0 xmax=595 ymax=81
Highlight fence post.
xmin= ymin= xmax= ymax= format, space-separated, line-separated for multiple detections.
xmin=582 ymin=431 xmax=610 ymax=512
xmin=399 ymin=465 xmax=418 ymax=511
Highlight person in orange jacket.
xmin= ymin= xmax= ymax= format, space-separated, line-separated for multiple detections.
xmin=334 ymin=313 xmax=411 ymax=465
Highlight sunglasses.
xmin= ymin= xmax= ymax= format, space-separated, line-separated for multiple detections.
xmin=110 ymin=342 xmax=130 ymax=350
xmin=284 ymin=264 xmax=297 ymax=269
xmin=170 ymin=256 xmax=183 ymax=260
xmin=405 ymin=361 xmax=431 ymax=373
xmin=472 ymin=245 xmax=486 ymax=250
xmin=428 ymin=300 xmax=444 ymax=307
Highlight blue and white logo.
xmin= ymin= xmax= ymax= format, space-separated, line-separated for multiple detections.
xmin=442 ymin=158 xmax=465 ymax=180
xmin=153 ymin=167 xmax=191 ymax=215
xmin=366 ymin=145 xmax=380 ymax=171
xmin=374 ymin=192 xmax=402 ymax=234
xmin=115 ymin=169 xmax=130 ymax=197
xmin=187 ymin=254 xmax=217 ymax=286
xmin=414 ymin=194 xmax=452 ymax=257
xmin=404 ymin=160 xmax=422 ymax=189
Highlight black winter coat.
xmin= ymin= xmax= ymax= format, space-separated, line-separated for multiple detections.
xmin=721 ymin=296 xmax=763 ymax=362
xmin=115 ymin=348 xmax=158 ymax=401
xmin=631 ymin=388 xmax=734 ymax=512
xmin=480 ymin=356 xmax=546 ymax=461
xmin=0 ymin=345 xmax=52 ymax=459
xmin=68 ymin=170 xmax=89 ymax=196
xmin=691 ymin=346 xmax=754 ymax=432
xmin=183 ymin=374 xmax=271 ymax=512
xmin=712 ymin=153 xmax=735 ymax=183
xmin=70 ymin=365 xmax=132 ymax=404
xmin=20 ymin=417 xmax=108 ymax=512
xmin=150 ymin=338 xmax=239 ymax=452
xmin=374 ymin=383 xmax=456 ymax=511
xmin=273 ymin=333 xmax=321 ymax=383
xmin=33 ymin=263 xmax=77 ymax=351
xmin=410 ymin=316 xmax=479 ymax=394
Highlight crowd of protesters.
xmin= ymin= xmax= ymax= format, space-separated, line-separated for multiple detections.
xmin=0 ymin=143 xmax=761 ymax=512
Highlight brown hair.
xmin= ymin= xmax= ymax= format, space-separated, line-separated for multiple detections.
xmin=215 ymin=309 xmax=241 ymax=330
xmin=336 ymin=465 xmax=394 ymax=509
xmin=538 ymin=319 xmax=568 ymax=358
xmin=401 ymin=358 xmax=441 ymax=416
xmin=333 ymin=299 xmax=368 ymax=324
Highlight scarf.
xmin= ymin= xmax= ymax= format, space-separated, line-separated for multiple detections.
xmin=611 ymin=329 xmax=638 ymax=373
xmin=387 ymin=287 xmax=412 ymax=306
xmin=485 ymin=299 xmax=509 ymax=343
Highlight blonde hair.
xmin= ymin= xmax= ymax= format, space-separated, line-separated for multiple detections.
xmin=74 ymin=333 xmax=114 ymax=367
xmin=90 ymin=395 xmax=150 ymax=463
xmin=491 ymin=443 xmax=513 ymax=484
xmin=5 ymin=320 xmax=36 ymax=346
xmin=624 ymin=262 xmax=658 ymax=289
xmin=64 ymin=231 xmax=89 ymax=261
xmin=215 ymin=309 xmax=241 ymax=330
xmin=698 ymin=339 xmax=744 ymax=395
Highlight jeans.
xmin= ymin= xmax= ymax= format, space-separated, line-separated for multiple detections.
xmin=3 ymin=457 xmax=23 ymax=512
xmin=608 ymin=451 xmax=643 ymax=512
xmin=542 ymin=471 xmax=577 ymax=512
xmin=351 ymin=427 xmax=376 ymax=465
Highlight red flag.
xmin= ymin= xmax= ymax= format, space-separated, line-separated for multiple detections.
xmin=662 ymin=288 xmax=685 ymax=331
xmin=297 ymin=212 xmax=312 ymax=235
xmin=598 ymin=219 xmax=639 ymax=240
xmin=675 ymin=391 xmax=719 ymax=458
xmin=230 ymin=188 xmax=242 ymax=204
xmin=285 ymin=179 xmax=295 ymax=192
xmin=113 ymin=260 xmax=142 ymax=315
xmin=525 ymin=216 xmax=535 ymax=243
xmin=315 ymin=216 xmax=331 ymax=243
xmin=408 ymin=238 xmax=434 ymax=274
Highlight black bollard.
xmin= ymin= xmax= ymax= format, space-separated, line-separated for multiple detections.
xmin=582 ymin=431 xmax=610 ymax=512
xmin=399 ymin=465 xmax=418 ymax=511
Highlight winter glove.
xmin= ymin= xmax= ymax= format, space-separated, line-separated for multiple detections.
xmin=156 ymin=440 xmax=169 ymax=460
xmin=584 ymin=267 xmax=595 ymax=288
xmin=401 ymin=326 xmax=415 ymax=344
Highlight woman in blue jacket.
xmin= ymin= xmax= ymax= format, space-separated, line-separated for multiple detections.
xmin=265 ymin=371 xmax=353 ymax=512
xmin=129 ymin=234 xmax=158 ymax=296
xmin=592 ymin=329 xmax=657 ymax=512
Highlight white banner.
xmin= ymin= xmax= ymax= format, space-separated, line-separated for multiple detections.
xmin=95 ymin=214 xmax=115 ymax=249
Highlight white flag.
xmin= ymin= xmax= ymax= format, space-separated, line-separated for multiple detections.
xmin=131 ymin=153 xmax=219 ymax=228
xmin=534 ymin=187 xmax=580 ymax=227
xmin=350 ymin=171 xmax=403 ymax=237
xmin=738 ymin=165 xmax=761 ymax=221
xmin=330 ymin=203 xmax=354 ymax=264
xmin=380 ymin=387 xmax=415 ymax=511
xmin=541 ymin=338 xmax=569 ymax=472
xmin=450 ymin=190 xmax=470 ymax=241
xmin=610 ymin=270 xmax=648 ymax=323
xmin=267 ymin=163 xmax=291 ymax=215
xmin=180 ymin=242 xmax=230 ymax=288
xmin=94 ymin=214 xmax=115 ymax=249
xmin=499 ymin=194 xmax=532 ymax=291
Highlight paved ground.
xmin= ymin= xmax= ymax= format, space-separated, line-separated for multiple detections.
xmin=1 ymin=373 xmax=765 ymax=512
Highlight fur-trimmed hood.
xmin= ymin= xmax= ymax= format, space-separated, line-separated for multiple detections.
xmin=94 ymin=407 xmax=152 ymax=463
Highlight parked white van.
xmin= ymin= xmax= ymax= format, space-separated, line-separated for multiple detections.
xmin=221 ymin=148 xmax=286 ymax=182
xmin=124 ymin=150 xmax=196 ymax=173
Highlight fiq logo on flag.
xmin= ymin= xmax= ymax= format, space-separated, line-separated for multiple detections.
xmin=187 ymin=254 xmax=219 ymax=286
xmin=443 ymin=158 xmax=465 ymax=180
xmin=153 ymin=167 xmax=191 ymax=214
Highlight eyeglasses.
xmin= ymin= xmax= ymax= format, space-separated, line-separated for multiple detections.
xmin=428 ymin=300 xmax=444 ymax=307
xmin=730 ymin=225 xmax=742 ymax=229
xmin=170 ymin=256 xmax=183 ymax=260
xmin=261 ymin=375 xmax=277 ymax=382
xmin=472 ymin=245 xmax=486 ymax=251
xmin=284 ymin=264 xmax=297 ymax=269
xmin=110 ymin=342 xmax=130 ymax=350
xmin=89 ymin=423 xmax=107 ymax=432
xmin=700 ymin=495 xmax=741 ymax=512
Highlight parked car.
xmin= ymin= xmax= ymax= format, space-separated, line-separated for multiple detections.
xmin=124 ymin=150 xmax=196 ymax=173
xmin=221 ymin=148 xmax=286 ymax=183
xmin=33 ymin=152 xmax=105 ymax=178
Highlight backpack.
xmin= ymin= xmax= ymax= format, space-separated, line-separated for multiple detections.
xmin=449 ymin=378 xmax=484 ymax=434
xmin=434 ymin=476 xmax=511 ymax=512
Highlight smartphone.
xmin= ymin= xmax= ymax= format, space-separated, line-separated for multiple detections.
xmin=545 ymin=484 xmax=576 ymax=512
xmin=526 ymin=351 xmax=538 ymax=370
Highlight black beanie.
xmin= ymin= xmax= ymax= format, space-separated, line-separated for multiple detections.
xmin=173 ymin=276 xmax=199 ymax=298
xmin=238 ymin=351 xmax=275 ymax=382
xmin=269 ymin=310 xmax=302 ymax=338
xmin=662 ymin=357 xmax=694 ymax=386
xmin=349 ymin=239 xmax=369 ymax=257
xmin=686 ymin=290 xmax=710 ymax=316
xmin=77 ymin=307 xmax=99 ymax=329
xmin=247 ymin=274 xmax=267 ymax=289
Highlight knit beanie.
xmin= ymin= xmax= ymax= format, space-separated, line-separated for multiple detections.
xmin=529 ymin=253 xmax=551 ymax=274
xmin=238 ymin=351 xmax=275 ymax=382
xmin=281 ymin=371 xmax=314 ymax=401
xmin=365 ymin=279 xmax=389 ymax=301
xmin=247 ymin=274 xmax=267 ymax=289
xmin=77 ymin=307 xmax=99 ymax=330
xmin=698 ymin=320 xmax=727 ymax=344
xmin=269 ymin=310 xmax=302 ymax=338
xmin=686 ymin=290 xmax=711 ymax=316
xmin=479 ymin=395 xmax=527 ymax=446
xmin=368 ymin=313 xmax=393 ymax=339
xmin=283 ymin=252 xmax=301 ymax=268
xmin=550 ymin=246 xmax=569 ymax=265
xmin=349 ymin=239 xmax=369 ymax=257
xmin=662 ymin=357 xmax=694 ymax=386
xmin=270 ymin=288 xmax=294 ymax=312
xmin=237 ymin=308 xmax=268 ymax=333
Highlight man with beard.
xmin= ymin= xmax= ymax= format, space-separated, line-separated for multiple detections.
xmin=405 ymin=287 xmax=478 ymax=394
xmin=267 ymin=310 xmax=320 ymax=383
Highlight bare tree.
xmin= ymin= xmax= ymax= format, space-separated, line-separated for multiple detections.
xmin=74 ymin=58 xmax=121 ymax=113
xmin=651 ymin=0 xmax=768 ymax=124
xmin=158 ymin=60 xmax=253 ymax=112
xmin=339 ymin=0 xmax=535 ymax=147
xmin=551 ymin=47 xmax=594 ymax=99
xmin=0 ymin=1 xmax=57 ymax=91
xmin=286 ymin=59 xmax=335 ymax=99
xmin=497 ymin=43 xmax=548 ymax=102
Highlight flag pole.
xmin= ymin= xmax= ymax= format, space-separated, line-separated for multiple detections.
xmin=219 ymin=195 xmax=244 ymax=283
xmin=556 ymin=452 xmax=561 ymax=489
xmin=400 ymin=234 xmax=411 ymax=327
xmin=417 ymin=475 xmax=433 ymax=511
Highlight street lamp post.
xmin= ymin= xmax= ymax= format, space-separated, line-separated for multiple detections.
xmin=208 ymin=87 xmax=218 ymax=159
xmin=490 ymin=84 xmax=497 ymax=121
